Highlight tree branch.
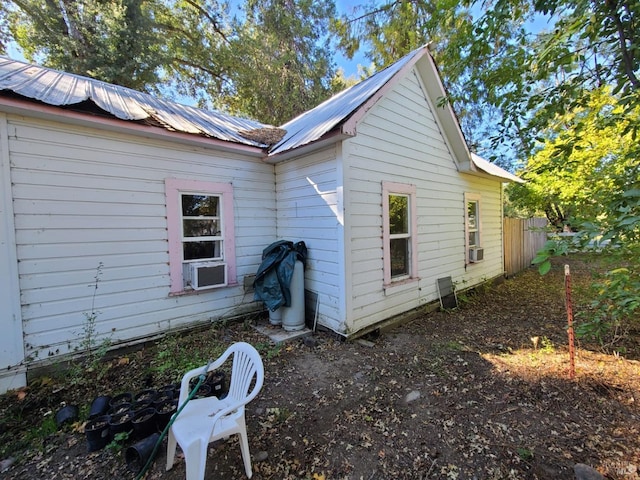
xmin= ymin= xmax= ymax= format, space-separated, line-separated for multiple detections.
xmin=603 ymin=0 xmax=640 ymax=90
xmin=183 ymin=0 xmax=230 ymax=44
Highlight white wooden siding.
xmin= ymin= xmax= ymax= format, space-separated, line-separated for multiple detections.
xmin=0 ymin=113 xmax=26 ymax=392
xmin=344 ymin=68 xmax=505 ymax=333
xmin=7 ymin=115 xmax=275 ymax=362
xmin=275 ymin=147 xmax=346 ymax=333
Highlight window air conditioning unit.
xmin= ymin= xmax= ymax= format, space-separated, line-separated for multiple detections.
xmin=190 ymin=262 xmax=227 ymax=290
xmin=469 ymin=247 xmax=484 ymax=263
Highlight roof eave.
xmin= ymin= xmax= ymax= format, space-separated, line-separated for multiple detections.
xmin=469 ymin=153 xmax=524 ymax=183
xmin=0 ymin=96 xmax=267 ymax=157
xmin=261 ymin=129 xmax=350 ymax=163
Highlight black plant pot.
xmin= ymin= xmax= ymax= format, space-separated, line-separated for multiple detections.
xmin=131 ymin=407 xmax=157 ymax=439
xmin=107 ymin=402 xmax=131 ymax=416
xmin=88 ymin=396 xmax=112 ymax=419
xmin=206 ymin=371 xmax=227 ymax=398
xmin=85 ymin=415 xmax=111 ymax=452
xmin=108 ymin=410 xmax=134 ymax=438
xmin=131 ymin=400 xmax=153 ymax=415
xmin=160 ymin=383 xmax=180 ymax=399
xmin=153 ymin=390 xmax=173 ymax=408
xmin=109 ymin=392 xmax=133 ymax=409
xmin=125 ymin=433 xmax=161 ymax=474
xmin=155 ymin=399 xmax=177 ymax=432
xmin=55 ymin=405 xmax=79 ymax=429
xmin=193 ymin=383 xmax=211 ymax=399
xmin=134 ymin=388 xmax=158 ymax=404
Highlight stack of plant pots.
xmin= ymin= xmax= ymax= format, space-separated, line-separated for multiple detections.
xmin=82 ymin=371 xmax=228 ymax=455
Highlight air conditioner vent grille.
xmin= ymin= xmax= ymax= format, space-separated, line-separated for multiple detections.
xmin=190 ymin=262 xmax=227 ymax=290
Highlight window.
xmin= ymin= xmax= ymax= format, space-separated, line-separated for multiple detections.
xmin=383 ymin=182 xmax=417 ymax=285
xmin=465 ymin=193 xmax=482 ymax=263
xmin=467 ymin=200 xmax=479 ymax=248
xmin=166 ymin=179 xmax=236 ymax=293
xmin=181 ymin=194 xmax=222 ymax=262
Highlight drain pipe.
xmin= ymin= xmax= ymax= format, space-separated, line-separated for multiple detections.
xmin=134 ymin=361 xmax=212 ymax=480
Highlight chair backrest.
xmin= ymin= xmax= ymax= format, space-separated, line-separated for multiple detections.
xmin=226 ymin=342 xmax=264 ymax=404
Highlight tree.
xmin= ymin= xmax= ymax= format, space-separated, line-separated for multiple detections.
xmin=7 ymin=0 xmax=165 ymax=92
xmin=507 ymin=88 xmax=639 ymax=229
xmin=220 ymin=0 xmax=340 ymax=125
xmin=152 ymin=0 xmax=234 ymax=106
xmin=0 ymin=3 xmax=10 ymax=55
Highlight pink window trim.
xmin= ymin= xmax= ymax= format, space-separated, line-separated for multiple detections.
xmin=165 ymin=178 xmax=236 ymax=293
xmin=382 ymin=181 xmax=418 ymax=286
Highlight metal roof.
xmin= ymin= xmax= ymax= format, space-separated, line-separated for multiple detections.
xmin=269 ymin=46 xmax=427 ymax=156
xmin=471 ymin=153 xmax=524 ymax=183
xmin=0 ymin=53 xmax=521 ymax=183
xmin=0 ymin=56 xmax=270 ymax=147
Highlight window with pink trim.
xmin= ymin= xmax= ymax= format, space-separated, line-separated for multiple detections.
xmin=382 ymin=182 xmax=418 ymax=285
xmin=165 ymin=179 xmax=236 ymax=293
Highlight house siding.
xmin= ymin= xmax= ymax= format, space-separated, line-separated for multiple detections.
xmin=275 ymin=146 xmax=346 ymax=333
xmin=344 ymin=68 xmax=505 ymax=333
xmin=6 ymin=115 xmax=275 ymax=362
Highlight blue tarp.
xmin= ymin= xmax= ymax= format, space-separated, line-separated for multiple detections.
xmin=253 ymin=240 xmax=307 ymax=311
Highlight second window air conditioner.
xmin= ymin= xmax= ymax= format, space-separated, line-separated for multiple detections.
xmin=469 ymin=247 xmax=484 ymax=263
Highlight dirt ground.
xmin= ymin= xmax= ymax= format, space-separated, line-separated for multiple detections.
xmin=1 ymin=255 xmax=639 ymax=480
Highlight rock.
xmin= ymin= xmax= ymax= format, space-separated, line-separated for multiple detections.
xmin=574 ymin=463 xmax=605 ymax=480
xmin=356 ymin=339 xmax=375 ymax=348
xmin=0 ymin=457 xmax=15 ymax=473
xmin=303 ymin=336 xmax=318 ymax=348
xmin=254 ymin=451 xmax=268 ymax=462
xmin=353 ymin=371 xmax=366 ymax=383
xmin=404 ymin=390 xmax=421 ymax=404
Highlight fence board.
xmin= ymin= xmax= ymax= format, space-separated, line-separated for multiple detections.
xmin=504 ymin=217 xmax=548 ymax=277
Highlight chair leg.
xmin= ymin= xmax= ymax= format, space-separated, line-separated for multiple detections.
xmin=166 ymin=430 xmax=177 ymax=471
xmin=184 ymin=438 xmax=208 ymax=480
xmin=238 ymin=430 xmax=253 ymax=478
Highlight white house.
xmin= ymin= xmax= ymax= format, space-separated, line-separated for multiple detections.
xmin=0 ymin=45 xmax=520 ymax=393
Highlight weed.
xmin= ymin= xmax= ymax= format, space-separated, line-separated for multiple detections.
xmin=444 ymin=340 xmax=464 ymax=351
xmin=20 ymin=414 xmax=57 ymax=453
xmin=540 ymin=336 xmax=555 ymax=354
xmin=151 ymin=330 xmax=225 ymax=382
xmin=106 ymin=430 xmax=131 ymax=453
xmin=517 ymin=447 xmax=534 ymax=461
xmin=255 ymin=342 xmax=282 ymax=360
xmin=153 ymin=335 xmax=205 ymax=376
xmin=266 ymin=406 xmax=293 ymax=423
xmin=66 ymin=263 xmax=113 ymax=385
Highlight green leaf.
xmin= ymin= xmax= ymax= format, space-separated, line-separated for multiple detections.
xmin=531 ymin=254 xmax=549 ymax=265
xmin=538 ymin=260 xmax=552 ymax=275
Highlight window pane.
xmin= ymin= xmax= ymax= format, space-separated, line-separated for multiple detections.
xmin=183 ymin=219 xmax=220 ymax=237
xmin=389 ymin=195 xmax=409 ymax=235
xmin=183 ymin=241 xmax=220 ymax=260
xmin=390 ymin=238 xmax=408 ymax=277
xmin=182 ymin=195 xmax=219 ymax=217
xmin=467 ymin=201 xmax=477 ymax=229
xmin=469 ymin=231 xmax=479 ymax=247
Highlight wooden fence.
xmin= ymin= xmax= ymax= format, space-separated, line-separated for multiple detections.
xmin=504 ymin=217 xmax=548 ymax=277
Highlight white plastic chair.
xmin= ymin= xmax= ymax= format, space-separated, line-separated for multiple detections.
xmin=166 ymin=342 xmax=265 ymax=479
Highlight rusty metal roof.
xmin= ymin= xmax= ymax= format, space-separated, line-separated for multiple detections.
xmin=0 ymin=56 xmax=270 ymax=147
xmin=269 ymin=46 xmax=428 ymax=155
